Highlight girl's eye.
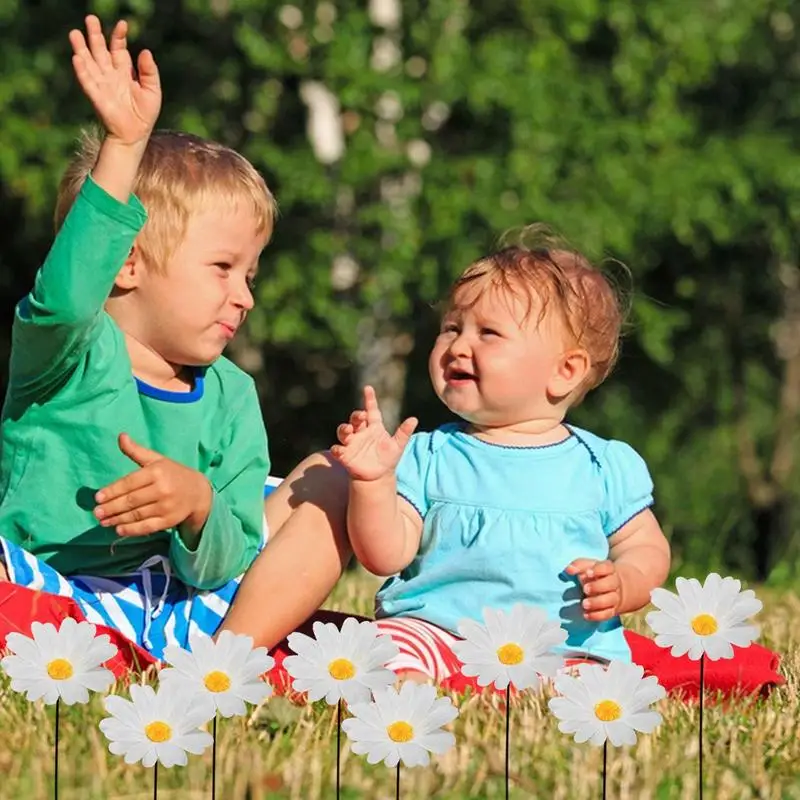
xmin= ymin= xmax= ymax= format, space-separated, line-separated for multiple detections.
xmin=247 ymin=275 xmax=257 ymax=290
xmin=215 ymin=262 xmax=232 ymax=273
xmin=481 ymin=328 xmax=499 ymax=337
xmin=442 ymin=323 xmax=459 ymax=334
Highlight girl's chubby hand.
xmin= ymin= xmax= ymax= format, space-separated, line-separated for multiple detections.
xmin=69 ymin=15 xmax=161 ymax=147
xmin=330 ymin=386 xmax=418 ymax=482
xmin=565 ymin=558 xmax=622 ymax=621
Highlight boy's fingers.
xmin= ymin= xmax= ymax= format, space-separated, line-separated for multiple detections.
xmin=95 ymin=486 xmax=161 ymax=522
xmin=95 ymin=470 xmax=152 ymax=504
xmin=101 ymin=501 xmax=162 ymax=529
xmin=136 ymin=49 xmax=161 ymax=91
xmin=85 ymin=15 xmax=113 ymax=69
xmin=68 ymin=28 xmax=89 ymax=58
xmin=116 ymin=516 xmax=169 ymax=537
xmin=119 ymin=433 xmax=162 ymax=467
xmin=108 ymin=19 xmax=133 ymax=72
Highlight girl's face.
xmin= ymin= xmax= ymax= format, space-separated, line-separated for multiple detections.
xmin=428 ymin=278 xmax=575 ymax=433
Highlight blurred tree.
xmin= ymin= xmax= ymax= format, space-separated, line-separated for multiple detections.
xmin=0 ymin=0 xmax=798 ymax=580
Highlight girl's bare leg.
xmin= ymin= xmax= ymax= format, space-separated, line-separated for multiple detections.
xmin=219 ymin=451 xmax=352 ymax=649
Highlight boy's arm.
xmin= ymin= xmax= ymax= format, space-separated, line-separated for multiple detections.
xmin=169 ymin=386 xmax=269 ymax=590
xmin=11 ymin=179 xmax=146 ymax=398
xmin=11 ymin=17 xmax=160 ymax=398
xmin=348 ymin=478 xmax=423 ymax=576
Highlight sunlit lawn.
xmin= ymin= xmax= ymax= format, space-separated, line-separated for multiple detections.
xmin=1 ymin=570 xmax=798 ymax=799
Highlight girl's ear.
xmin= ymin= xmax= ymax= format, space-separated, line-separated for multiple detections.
xmin=548 ymin=348 xmax=591 ymax=398
xmin=114 ymin=244 xmax=143 ymax=290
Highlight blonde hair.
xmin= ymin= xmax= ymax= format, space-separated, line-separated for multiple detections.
xmin=449 ymin=228 xmax=628 ymax=403
xmin=55 ymin=128 xmax=277 ymax=270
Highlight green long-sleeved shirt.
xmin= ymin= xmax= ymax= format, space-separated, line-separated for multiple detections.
xmin=0 ymin=177 xmax=269 ymax=589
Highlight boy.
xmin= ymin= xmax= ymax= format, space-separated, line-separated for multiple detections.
xmin=0 ymin=16 xmax=275 ymax=658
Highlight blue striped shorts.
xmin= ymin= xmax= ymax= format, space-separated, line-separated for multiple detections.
xmin=0 ymin=477 xmax=284 ymax=662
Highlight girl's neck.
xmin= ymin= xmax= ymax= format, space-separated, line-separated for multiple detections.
xmin=465 ymin=420 xmax=570 ymax=447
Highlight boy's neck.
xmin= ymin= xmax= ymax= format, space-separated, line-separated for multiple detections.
xmin=124 ymin=333 xmax=194 ymax=391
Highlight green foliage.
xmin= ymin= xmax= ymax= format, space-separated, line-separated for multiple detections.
xmin=0 ymin=0 xmax=799 ymax=577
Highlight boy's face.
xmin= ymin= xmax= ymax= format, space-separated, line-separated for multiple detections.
xmin=137 ymin=202 xmax=267 ymax=367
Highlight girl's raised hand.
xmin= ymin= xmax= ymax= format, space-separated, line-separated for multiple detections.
xmin=331 ymin=386 xmax=417 ymax=482
xmin=69 ymin=15 xmax=161 ymax=146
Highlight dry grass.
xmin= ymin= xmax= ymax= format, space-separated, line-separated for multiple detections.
xmin=1 ymin=571 xmax=798 ymax=799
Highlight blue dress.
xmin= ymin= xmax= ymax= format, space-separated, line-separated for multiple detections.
xmin=374 ymin=423 xmax=654 ymax=663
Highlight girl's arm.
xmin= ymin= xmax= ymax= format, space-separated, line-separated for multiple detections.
xmin=348 ymin=478 xmax=423 ymax=576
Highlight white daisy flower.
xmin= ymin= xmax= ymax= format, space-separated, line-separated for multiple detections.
xmin=646 ymin=573 xmax=762 ymax=661
xmin=159 ymin=630 xmax=273 ymax=718
xmin=1 ymin=618 xmax=117 ymax=705
xmin=99 ymin=683 xmax=215 ymax=768
xmin=283 ymin=616 xmax=399 ymax=705
xmin=342 ymin=681 xmax=458 ymax=768
xmin=451 ymin=605 xmax=567 ymax=690
xmin=548 ymin=661 xmax=665 ymax=747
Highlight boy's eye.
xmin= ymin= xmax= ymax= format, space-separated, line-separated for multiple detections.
xmin=215 ymin=262 xmax=232 ymax=272
xmin=247 ymin=275 xmax=257 ymax=290
xmin=442 ymin=322 xmax=459 ymax=334
xmin=481 ymin=328 xmax=500 ymax=337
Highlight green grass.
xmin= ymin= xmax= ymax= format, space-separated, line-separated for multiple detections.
xmin=1 ymin=571 xmax=799 ymax=799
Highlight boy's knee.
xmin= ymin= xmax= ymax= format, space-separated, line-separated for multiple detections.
xmin=265 ymin=450 xmax=350 ymax=543
xmin=284 ymin=451 xmax=349 ymax=514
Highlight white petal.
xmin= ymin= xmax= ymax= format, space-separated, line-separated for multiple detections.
xmin=156 ymin=742 xmax=188 ymax=768
xmin=702 ymin=637 xmax=734 ymax=661
xmin=176 ymin=730 xmax=213 ymax=755
xmin=285 ymin=631 xmax=321 ymax=661
xmin=627 ymin=710 xmax=662 ymax=733
xmin=605 ymin=720 xmax=637 ymax=747
xmin=4 ymin=633 xmax=42 ymax=662
xmin=58 ymin=680 xmax=90 ymax=706
xmin=215 ymin=693 xmax=246 ymax=719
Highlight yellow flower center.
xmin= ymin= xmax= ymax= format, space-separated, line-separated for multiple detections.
xmin=496 ymin=642 xmax=524 ymax=665
xmin=203 ymin=670 xmax=232 ymax=693
xmin=328 ymin=658 xmax=356 ymax=681
xmin=691 ymin=613 xmax=718 ymax=636
xmin=144 ymin=721 xmax=172 ymax=743
xmin=594 ymin=700 xmax=622 ymax=722
xmin=46 ymin=658 xmax=74 ymax=681
xmin=386 ymin=721 xmax=414 ymax=742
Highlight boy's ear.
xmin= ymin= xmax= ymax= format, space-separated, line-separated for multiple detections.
xmin=548 ymin=348 xmax=591 ymax=398
xmin=114 ymin=244 xmax=144 ymax=290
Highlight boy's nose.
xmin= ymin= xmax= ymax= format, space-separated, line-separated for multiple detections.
xmin=233 ymin=282 xmax=255 ymax=311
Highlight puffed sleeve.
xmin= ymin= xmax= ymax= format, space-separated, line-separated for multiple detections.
xmin=395 ymin=432 xmax=434 ymax=519
xmin=600 ymin=440 xmax=654 ymax=536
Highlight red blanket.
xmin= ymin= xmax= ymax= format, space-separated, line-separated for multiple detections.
xmin=0 ymin=585 xmax=784 ymax=701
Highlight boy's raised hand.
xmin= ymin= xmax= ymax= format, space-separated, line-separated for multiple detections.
xmin=69 ymin=15 xmax=161 ymax=146
xmin=94 ymin=434 xmax=212 ymax=539
xmin=330 ymin=386 xmax=417 ymax=481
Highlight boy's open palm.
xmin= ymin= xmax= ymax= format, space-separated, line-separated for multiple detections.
xmin=331 ymin=386 xmax=418 ymax=481
xmin=94 ymin=434 xmax=212 ymax=537
xmin=69 ymin=15 xmax=161 ymax=145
